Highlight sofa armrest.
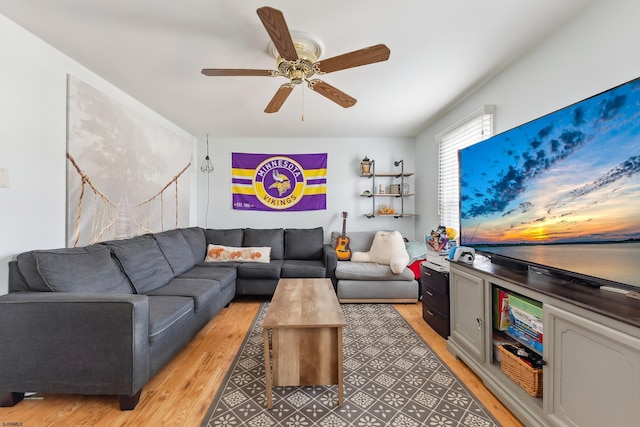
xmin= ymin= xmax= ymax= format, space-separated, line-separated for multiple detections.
xmin=323 ymin=244 xmax=338 ymax=287
xmin=0 ymin=292 xmax=150 ymax=397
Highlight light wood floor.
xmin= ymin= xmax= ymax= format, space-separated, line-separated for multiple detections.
xmin=0 ymin=300 xmax=524 ymax=427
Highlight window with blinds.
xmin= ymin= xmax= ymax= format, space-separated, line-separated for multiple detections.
xmin=436 ymin=105 xmax=495 ymax=231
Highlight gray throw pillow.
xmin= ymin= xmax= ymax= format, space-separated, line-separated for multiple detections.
xmin=34 ymin=245 xmax=132 ymax=293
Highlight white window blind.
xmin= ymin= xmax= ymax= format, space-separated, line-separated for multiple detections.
xmin=437 ymin=105 xmax=495 ymax=231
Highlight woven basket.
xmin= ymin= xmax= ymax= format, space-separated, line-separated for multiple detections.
xmin=497 ymin=344 xmax=543 ymax=397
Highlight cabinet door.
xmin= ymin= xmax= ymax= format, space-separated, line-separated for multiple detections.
xmin=545 ymin=304 xmax=640 ymax=427
xmin=449 ymin=268 xmax=486 ymax=362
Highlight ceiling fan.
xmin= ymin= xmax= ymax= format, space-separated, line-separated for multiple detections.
xmin=201 ymin=6 xmax=391 ymax=113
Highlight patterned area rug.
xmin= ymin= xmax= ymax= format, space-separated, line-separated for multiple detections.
xmin=201 ymin=303 xmax=499 ymax=427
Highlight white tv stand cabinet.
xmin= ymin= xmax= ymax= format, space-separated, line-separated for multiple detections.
xmin=447 ymin=255 xmax=640 ymax=427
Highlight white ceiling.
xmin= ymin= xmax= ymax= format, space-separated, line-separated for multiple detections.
xmin=0 ymin=0 xmax=596 ymax=139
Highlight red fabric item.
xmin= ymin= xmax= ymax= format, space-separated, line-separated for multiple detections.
xmin=408 ymin=259 xmax=425 ymax=280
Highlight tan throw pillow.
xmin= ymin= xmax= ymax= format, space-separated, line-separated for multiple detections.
xmin=205 ymin=244 xmax=271 ymax=263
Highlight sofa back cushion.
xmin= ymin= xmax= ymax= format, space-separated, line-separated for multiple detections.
xmin=331 ymin=230 xmax=377 ymax=253
xmin=181 ymin=227 xmax=206 ymax=264
xmin=32 ymin=245 xmax=133 ymax=293
xmin=16 ymin=251 xmax=51 ymax=292
xmin=205 ymin=228 xmax=244 ymax=247
xmin=105 ymin=235 xmax=174 ymax=294
xmin=154 ymin=229 xmax=196 ymax=276
xmin=243 ymin=228 xmax=285 ymax=260
xmin=285 ymin=227 xmax=324 ymax=260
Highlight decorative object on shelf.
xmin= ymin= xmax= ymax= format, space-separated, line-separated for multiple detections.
xmin=360 ymin=156 xmax=372 ymax=175
xmin=402 ymin=182 xmax=410 ymax=195
xmin=377 ymin=204 xmax=395 ymax=215
xmin=426 ymin=225 xmax=457 ymax=254
xmin=378 ymin=183 xmax=385 ymax=194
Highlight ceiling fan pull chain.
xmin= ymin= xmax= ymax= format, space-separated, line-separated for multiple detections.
xmin=301 ymin=84 xmax=305 ymax=122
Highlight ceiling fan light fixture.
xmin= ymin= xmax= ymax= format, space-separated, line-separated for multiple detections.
xmin=290 ymin=69 xmax=305 ymax=84
xmin=268 ymin=30 xmax=323 ymax=61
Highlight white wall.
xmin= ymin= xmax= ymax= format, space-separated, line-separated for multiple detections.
xmin=196 ymin=137 xmax=417 ymax=241
xmin=0 ymin=15 xmax=196 ymax=294
xmin=415 ymin=0 xmax=640 ymax=239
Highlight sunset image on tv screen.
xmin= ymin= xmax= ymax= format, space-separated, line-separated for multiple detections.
xmin=460 ymin=79 xmax=640 ymax=246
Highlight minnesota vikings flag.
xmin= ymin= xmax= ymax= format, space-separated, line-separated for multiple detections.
xmin=231 ymin=153 xmax=327 ymax=211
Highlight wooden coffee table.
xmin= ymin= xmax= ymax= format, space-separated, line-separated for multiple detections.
xmin=262 ymin=278 xmax=347 ymax=409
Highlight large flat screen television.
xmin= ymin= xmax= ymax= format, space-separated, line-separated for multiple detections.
xmin=459 ymin=77 xmax=640 ymax=289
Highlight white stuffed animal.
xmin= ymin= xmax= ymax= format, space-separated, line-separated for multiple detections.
xmin=351 ymin=230 xmax=410 ymax=274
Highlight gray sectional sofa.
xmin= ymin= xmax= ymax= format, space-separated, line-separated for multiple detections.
xmin=0 ymin=226 xmax=332 ymax=410
xmin=331 ymin=230 xmax=419 ymax=303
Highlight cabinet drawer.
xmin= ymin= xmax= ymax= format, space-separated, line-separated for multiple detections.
xmin=422 ymin=284 xmax=450 ymax=316
xmin=420 ymin=264 xmax=449 ymax=294
xmin=422 ymin=302 xmax=450 ymax=338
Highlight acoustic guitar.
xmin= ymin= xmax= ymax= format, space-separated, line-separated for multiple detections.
xmin=336 ymin=211 xmax=352 ymax=261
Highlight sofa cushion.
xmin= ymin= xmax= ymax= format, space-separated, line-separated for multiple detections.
xmin=181 ymin=227 xmax=207 ymax=264
xmin=243 ymin=228 xmax=284 ymax=260
xmin=16 ymin=251 xmax=55 ymax=292
xmin=237 ymin=260 xmax=283 ymax=279
xmin=205 ymin=228 xmax=244 ymax=247
xmin=147 ymin=296 xmax=194 ymax=344
xmin=285 ymin=227 xmax=323 ymax=260
xmin=146 ymin=278 xmax=221 ymax=312
xmin=178 ymin=265 xmax=237 ymax=292
xmin=105 ymin=235 xmax=175 ymax=294
xmin=281 ymin=260 xmax=326 ymax=278
xmin=335 ymin=261 xmax=415 ymax=281
xmin=32 ymin=245 xmax=133 ymax=293
xmin=205 ymin=244 xmax=271 ymax=263
xmin=331 ymin=231 xmax=377 ymax=253
xmin=337 ymin=280 xmax=419 ymax=301
xmin=154 ymin=229 xmax=196 ymax=275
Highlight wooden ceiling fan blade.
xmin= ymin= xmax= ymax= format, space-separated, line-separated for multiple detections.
xmin=257 ymin=6 xmax=298 ymax=62
xmin=308 ymin=80 xmax=356 ymax=108
xmin=265 ymin=84 xmax=294 ymax=113
xmin=316 ymin=44 xmax=390 ymax=74
xmin=201 ymin=69 xmax=273 ymax=77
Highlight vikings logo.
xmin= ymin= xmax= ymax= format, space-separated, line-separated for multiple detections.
xmin=253 ymin=156 xmax=305 ymax=210
xmin=268 ymin=170 xmax=291 ymax=196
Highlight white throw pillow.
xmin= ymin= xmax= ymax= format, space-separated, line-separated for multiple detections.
xmin=351 ymin=230 xmax=410 ymax=274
